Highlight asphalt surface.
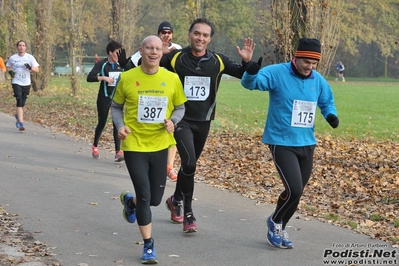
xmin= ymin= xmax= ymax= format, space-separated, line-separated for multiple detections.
xmin=0 ymin=112 xmax=397 ymax=266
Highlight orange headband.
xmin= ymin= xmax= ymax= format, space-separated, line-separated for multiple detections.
xmin=294 ymin=51 xmax=321 ymax=60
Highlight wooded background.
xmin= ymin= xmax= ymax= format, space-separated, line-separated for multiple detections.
xmin=0 ymin=0 xmax=398 ymax=93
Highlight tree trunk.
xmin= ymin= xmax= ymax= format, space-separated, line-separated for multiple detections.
xmin=111 ymin=0 xmax=120 ymax=41
xmin=69 ymin=0 xmax=78 ymax=96
xmin=32 ymin=0 xmax=55 ymax=91
xmin=264 ymin=0 xmax=343 ymax=76
xmin=290 ymin=0 xmax=307 ymax=48
xmin=384 ymin=56 xmax=388 ymax=78
xmin=110 ymin=0 xmax=139 ymax=55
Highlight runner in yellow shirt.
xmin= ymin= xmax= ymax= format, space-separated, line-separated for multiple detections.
xmin=111 ymin=35 xmax=186 ymax=265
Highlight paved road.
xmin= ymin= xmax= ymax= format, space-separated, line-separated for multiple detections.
xmin=0 ymin=112 xmax=397 ymax=266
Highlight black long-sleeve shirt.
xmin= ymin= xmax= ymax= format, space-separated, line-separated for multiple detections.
xmin=160 ymin=47 xmax=247 ymax=121
xmin=87 ymin=59 xmax=123 ymax=98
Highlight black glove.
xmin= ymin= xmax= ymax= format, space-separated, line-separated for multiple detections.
xmin=8 ymin=70 xmax=15 ymax=78
xmin=246 ymin=57 xmax=263 ymax=75
xmin=24 ymin=63 xmax=32 ymax=70
xmin=326 ymin=114 xmax=339 ymax=128
xmin=117 ymin=48 xmax=131 ymax=68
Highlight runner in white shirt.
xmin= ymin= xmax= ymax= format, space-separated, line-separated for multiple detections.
xmin=6 ymin=40 xmax=40 ymax=131
xmin=129 ymin=22 xmax=182 ymax=68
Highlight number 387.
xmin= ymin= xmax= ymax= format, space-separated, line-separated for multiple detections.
xmin=143 ymin=107 xmax=162 ymax=119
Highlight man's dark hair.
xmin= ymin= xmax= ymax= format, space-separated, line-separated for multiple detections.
xmin=106 ymin=40 xmax=122 ymax=54
xmin=16 ymin=40 xmax=26 ymax=47
xmin=188 ymin=18 xmax=215 ymax=37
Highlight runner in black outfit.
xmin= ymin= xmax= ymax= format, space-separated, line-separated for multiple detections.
xmin=87 ymin=40 xmax=124 ymax=162
xmin=161 ymin=17 xmax=256 ymax=233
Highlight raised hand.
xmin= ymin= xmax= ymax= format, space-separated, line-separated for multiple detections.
xmin=117 ymin=48 xmax=130 ymax=68
xmin=236 ymin=37 xmax=256 ymax=62
xmin=160 ymin=34 xmax=173 ymax=54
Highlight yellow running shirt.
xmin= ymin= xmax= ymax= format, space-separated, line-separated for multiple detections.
xmin=113 ymin=67 xmax=186 ymax=152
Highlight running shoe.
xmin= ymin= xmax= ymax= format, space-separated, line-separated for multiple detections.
xmin=165 ymin=196 xmax=183 ymax=223
xmin=19 ymin=122 xmax=25 ymax=132
xmin=267 ymin=215 xmax=282 ymax=247
xmin=141 ymin=240 xmax=157 ymax=264
xmin=14 ymin=114 xmax=20 ymax=129
xmin=114 ymin=150 xmax=124 ymax=162
xmin=167 ymin=165 xmax=177 ymax=182
xmin=183 ymin=212 xmax=197 ymax=233
xmin=281 ymin=230 xmax=294 ymax=249
xmin=92 ymin=145 xmax=99 ymax=159
xmin=119 ymin=191 xmax=136 ymax=223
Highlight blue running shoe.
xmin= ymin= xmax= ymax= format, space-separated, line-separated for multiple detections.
xmin=267 ymin=215 xmax=282 ymax=247
xmin=141 ymin=240 xmax=158 ymax=264
xmin=15 ymin=114 xmax=20 ymax=129
xmin=119 ymin=191 xmax=136 ymax=223
xmin=281 ymin=230 xmax=294 ymax=249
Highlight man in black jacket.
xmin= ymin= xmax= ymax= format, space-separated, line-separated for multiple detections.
xmin=161 ymin=17 xmax=255 ymax=233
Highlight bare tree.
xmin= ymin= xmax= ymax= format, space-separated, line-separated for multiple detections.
xmin=3 ymin=0 xmax=31 ymax=56
xmin=110 ymin=0 xmax=121 ymax=41
xmin=68 ymin=0 xmax=78 ymax=95
xmin=110 ymin=0 xmax=141 ymax=55
xmin=31 ymin=0 xmax=55 ymax=91
xmin=185 ymin=0 xmax=203 ymax=19
xmin=68 ymin=0 xmax=87 ymax=95
xmin=259 ymin=0 xmax=343 ymax=76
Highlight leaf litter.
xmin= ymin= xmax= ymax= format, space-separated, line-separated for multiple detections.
xmin=0 ymin=87 xmax=398 ymax=264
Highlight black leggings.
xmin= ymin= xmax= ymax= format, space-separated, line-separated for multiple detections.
xmin=124 ymin=149 xmax=168 ymax=226
xmin=173 ymin=120 xmax=211 ymax=213
xmin=13 ymin=84 xmax=30 ymax=107
xmin=93 ymin=94 xmax=120 ymax=151
xmin=269 ymin=145 xmax=315 ymax=229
